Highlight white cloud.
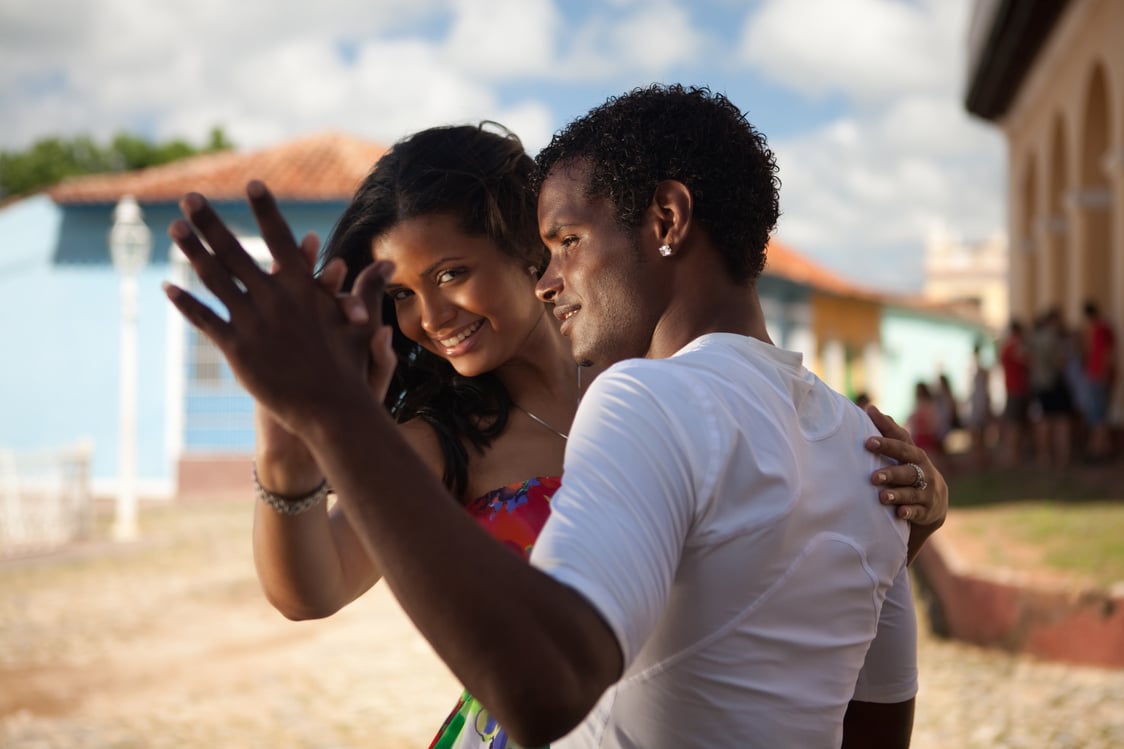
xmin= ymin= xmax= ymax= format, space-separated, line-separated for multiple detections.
xmin=606 ymin=2 xmax=705 ymax=71
xmin=0 ymin=0 xmax=722 ymax=152
xmin=772 ymin=99 xmax=1004 ymax=289
xmin=443 ymin=0 xmax=560 ymax=77
xmin=739 ymin=0 xmax=967 ymax=102
xmin=738 ymin=0 xmax=1001 ymax=291
xmin=0 ymin=0 xmax=474 ymax=150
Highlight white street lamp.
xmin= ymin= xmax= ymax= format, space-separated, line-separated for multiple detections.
xmin=108 ymin=195 xmax=152 ymax=541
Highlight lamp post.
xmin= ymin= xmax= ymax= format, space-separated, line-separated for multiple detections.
xmin=109 ymin=195 xmax=152 ymax=541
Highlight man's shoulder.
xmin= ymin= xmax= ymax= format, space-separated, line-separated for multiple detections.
xmin=600 ymin=336 xmax=770 ymax=392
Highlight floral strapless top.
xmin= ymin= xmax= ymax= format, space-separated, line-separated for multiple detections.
xmin=428 ymin=476 xmax=560 ymax=749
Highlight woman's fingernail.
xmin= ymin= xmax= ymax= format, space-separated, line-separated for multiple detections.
xmin=875 ymin=472 xmax=888 ymax=484
xmin=885 ymin=492 xmax=895 ymax=502
xmin=867 ymin=437 xmax=881 ymax=449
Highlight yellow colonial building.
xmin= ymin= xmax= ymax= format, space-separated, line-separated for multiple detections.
xmin=966 ymin=0 xmax=1124 ymax=417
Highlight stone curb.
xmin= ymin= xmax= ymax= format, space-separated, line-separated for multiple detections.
xmin=915 ymin=533 xmax=1124 ymax=668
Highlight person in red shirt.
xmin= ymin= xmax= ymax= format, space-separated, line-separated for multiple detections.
xmin=999 ymin=319 xmax=1031 ymax=465
xmin=1083 ymin=300 xmax=1116 ymax=460
xmin=908 ymin=381 xmax=943 ymax=466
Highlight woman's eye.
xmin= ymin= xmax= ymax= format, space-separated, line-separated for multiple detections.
xmin=436 ymin=268 xmax=464 ymax=284
xmin=561 ymin=236 xmax=578 ymax=250
xmin=389 ymin=288 xmax=413 ymax=302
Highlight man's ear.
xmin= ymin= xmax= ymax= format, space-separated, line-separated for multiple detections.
xmin=646 ymin=180 xmax=693 ymax=254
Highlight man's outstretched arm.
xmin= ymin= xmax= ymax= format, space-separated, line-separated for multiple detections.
xmin=163 ymin=184 xmax=622 ymax=746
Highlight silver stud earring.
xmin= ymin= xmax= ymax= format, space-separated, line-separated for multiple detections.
xmin=527 ymin=265 xmax=539 ymax=276
xmin=658 ymin=244 xmax=674 ymax=257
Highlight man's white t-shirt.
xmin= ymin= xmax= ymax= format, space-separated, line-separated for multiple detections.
xmin=531 ymin=333 xmax=915 ymax=748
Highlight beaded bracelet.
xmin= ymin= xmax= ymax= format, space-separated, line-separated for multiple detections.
xmin=252 ymin=462 xmax=330 ymax=516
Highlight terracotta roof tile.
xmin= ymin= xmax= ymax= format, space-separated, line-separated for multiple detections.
xmin=47 ymin=131 xmax=388 ymax=204
xmin=764 ymin=238 xmax=883 ymax=299
xmin=766 ymin=239 xmax=985 ymax=324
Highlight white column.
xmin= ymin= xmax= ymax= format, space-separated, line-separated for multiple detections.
xmin=113 ymin=273 xmax=140 ymax=541
xmin=108 ymin=195 xmax=151 ymax=541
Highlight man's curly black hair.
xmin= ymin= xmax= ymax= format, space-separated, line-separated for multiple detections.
xmin=534 ymin=83 xmax=781 ymax=283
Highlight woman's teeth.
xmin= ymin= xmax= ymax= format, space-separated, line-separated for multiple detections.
xmin=439 ymin=319 xmax=483 ymax=347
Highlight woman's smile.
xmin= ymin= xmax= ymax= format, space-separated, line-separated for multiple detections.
xmin=434 ymin=318 xmax=485 ymax=353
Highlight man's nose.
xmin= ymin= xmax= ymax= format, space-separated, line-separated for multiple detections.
xmin=535 ymin=259 xmax=562 ymax=303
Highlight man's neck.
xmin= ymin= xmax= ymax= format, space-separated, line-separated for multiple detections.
xmin=646 ymin=282 xmax=771 ymax=360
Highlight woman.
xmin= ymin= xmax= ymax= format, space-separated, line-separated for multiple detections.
xmin=249 ymin=123 xmax=943 ymax=748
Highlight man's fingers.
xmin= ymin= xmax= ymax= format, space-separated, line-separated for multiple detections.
xmin=319 ymin=257 xmax=348 ymax=296
xmin=299 ymin=232 xmax=321 ymax=270
xmin=169 ymin=219 xmax=247 ymax=312
xmin=367 ymin=325 xmax=396 ymax=402
xmin=162 ymin=282 xmax=230 ymax=346
xmin=179 ymin=193 xmax=267 ymax=290
xmin=352 ymin=260 xmax=395 ymax=330
xmin=246 ymin=181 xmax=305 ymax=271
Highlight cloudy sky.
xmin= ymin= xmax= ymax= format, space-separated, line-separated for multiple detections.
xmin=1 ymin=0 xmax=1005 ymax=291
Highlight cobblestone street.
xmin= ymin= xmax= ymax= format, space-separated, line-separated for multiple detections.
xmin=2 ymin=498 xmax=1122 ymax=748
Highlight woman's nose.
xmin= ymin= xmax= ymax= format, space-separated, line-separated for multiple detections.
xmin=419 ymin=292 xmax=457 ymax=333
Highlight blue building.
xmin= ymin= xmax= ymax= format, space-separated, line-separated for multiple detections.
xmin=0 ymin=133 xmax=386 ymax=498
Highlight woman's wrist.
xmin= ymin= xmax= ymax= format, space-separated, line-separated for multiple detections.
xmin=252 ymin=461 xmax=329 ymax=516
xmin=252 ymin=449 xmax=325 ymax=497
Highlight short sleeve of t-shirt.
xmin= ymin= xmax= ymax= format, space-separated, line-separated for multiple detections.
xmin=851 ymin=566 xmax=919 ymax=703
xmin=529 ymin=361 xmax=717 ymax=669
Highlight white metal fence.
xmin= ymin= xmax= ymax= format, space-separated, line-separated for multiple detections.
xmin=0 ymin=441 xmax=94 ymax=558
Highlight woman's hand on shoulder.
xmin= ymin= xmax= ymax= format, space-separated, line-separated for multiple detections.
xmin=862 ymin=403 xmax=948 ymax=532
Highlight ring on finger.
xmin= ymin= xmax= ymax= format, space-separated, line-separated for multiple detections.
xmin=906 ymin=462 xmax=927 ymax=491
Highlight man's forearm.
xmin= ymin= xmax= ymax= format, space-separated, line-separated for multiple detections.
xmin=301 ymin=394 xmax=621 ymax=745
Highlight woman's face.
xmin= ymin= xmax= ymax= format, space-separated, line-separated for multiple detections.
xmin=372 ymin=212 xmax=546 ymax=377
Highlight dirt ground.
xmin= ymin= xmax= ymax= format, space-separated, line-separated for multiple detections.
xmin=1 ymin=498 xmax=461 ymax=748
xmin=2 ymin=496 xmax=1122 ymax=749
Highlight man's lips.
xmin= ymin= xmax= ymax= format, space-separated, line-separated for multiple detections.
xmin=553 ymin=304 xmax=579 ymax=324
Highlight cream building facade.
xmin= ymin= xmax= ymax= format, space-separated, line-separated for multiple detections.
xmin=923 ymin=225 xmax=1009 ymax=334
xmin=967 ymin=0 xmax=1124 ymax=419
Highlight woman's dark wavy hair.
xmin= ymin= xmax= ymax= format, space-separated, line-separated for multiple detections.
xmin=321 ymin=123 xmax=546 ymax=498
xmin=534 ymin=83 xmax=781 ymax=283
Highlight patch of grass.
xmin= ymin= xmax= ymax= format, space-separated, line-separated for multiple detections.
xmin=946 ymin=464 xmax=1124 ymax=587
xmin=951 ymin=501 xmax=1124 ymax=588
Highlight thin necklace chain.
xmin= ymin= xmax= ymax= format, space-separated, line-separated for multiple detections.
xmin=515 ymin=405 xmax=569 ymax=440
xmin=515 ymin=365 xmax=582 ymax=441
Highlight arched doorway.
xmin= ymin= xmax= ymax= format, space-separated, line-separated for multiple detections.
xmin=1078 ymin=63 xmax=1113 ymax=312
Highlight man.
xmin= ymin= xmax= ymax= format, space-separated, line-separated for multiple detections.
xmin=999 ymin=319 xmax=1032 ymax=465
xmin=165 ymin=85 xmax=944 ymax=747
xmin=1082 ymin=300 xmax=1116 ymax=460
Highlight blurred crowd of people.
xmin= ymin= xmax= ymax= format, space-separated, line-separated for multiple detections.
xmin=892 ymin=300 xmax=1117 ymax=473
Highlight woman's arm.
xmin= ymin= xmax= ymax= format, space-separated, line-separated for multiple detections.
xmin=250 ymin=232 xmax=441 ymax=619
xmin=252 ymin=408 xmax=446 ymax=619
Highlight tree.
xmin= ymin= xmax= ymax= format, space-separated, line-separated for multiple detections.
xmin=0 ymin=128 xmax=235 ymax=200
